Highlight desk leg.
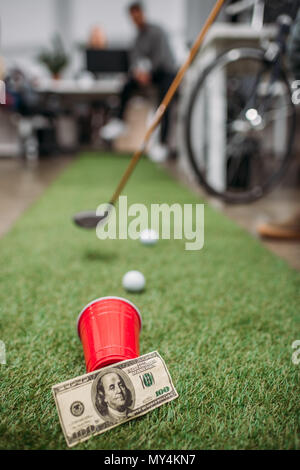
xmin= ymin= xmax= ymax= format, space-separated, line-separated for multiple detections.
xmin=207 ymin=65 xmax=226 ymax=192
xmin=273 ymin=82 xmax=287 ymax=160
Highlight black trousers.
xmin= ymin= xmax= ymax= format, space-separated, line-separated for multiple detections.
xmin=117 ymin=70 xmax=176 ymax=144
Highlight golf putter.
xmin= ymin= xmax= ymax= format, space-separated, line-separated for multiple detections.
xmin=73 ymin=0 xmax=225 ymax=229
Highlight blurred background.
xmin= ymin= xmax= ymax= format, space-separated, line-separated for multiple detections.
xmin=0 ymin=0 xmax=300 ymax=268
xmin=0 ymin=0 xmax=219 ymax=156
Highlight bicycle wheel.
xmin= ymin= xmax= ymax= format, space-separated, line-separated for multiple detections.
xmin=185 ymin=47 xmax=296 ymax=203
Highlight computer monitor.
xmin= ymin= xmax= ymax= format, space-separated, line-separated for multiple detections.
xmin=86 ymin=49 xmax=129 ymax=74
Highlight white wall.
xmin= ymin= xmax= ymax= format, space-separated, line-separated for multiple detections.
xmin=71 ymin=0 xmax=185 ymax=44
xmin=0 ymin=0 xmax=54 ymax=75
xmin=0 ymin=0 xmax=187 ymax=78
xmin=1 ymin=0 xmax=54 ymax=49
xmin=71 ymin=0 xmax=135 ymax=46
xmin=185 ymin=0 xmax=226 ymax=45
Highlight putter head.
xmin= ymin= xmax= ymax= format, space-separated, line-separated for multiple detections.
xmin=72 ymin=210 xmax=109 ymax=229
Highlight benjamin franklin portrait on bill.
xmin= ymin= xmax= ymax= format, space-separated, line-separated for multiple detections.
xmin=92 ymin=368 xmax=135 ymax=424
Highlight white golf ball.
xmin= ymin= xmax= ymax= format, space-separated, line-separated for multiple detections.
xmin=122 ymin=271 xmax=146 ymax=293
xmin=140 ymin=229 xmax=158 ymax=246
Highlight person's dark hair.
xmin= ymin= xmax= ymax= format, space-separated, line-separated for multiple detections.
xmin=95 ymin=373 xmax=133 ymax=417
xmin=128 ymin=2 xmax=144 ymax=13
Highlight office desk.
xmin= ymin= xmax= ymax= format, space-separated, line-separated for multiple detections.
xmin=34 ymin=76 xmax=126 ymax=101
xmin=34 ymin=76 xmax=127 ymax=149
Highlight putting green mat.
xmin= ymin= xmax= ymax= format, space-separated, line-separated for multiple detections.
xmin=0 ymin=153 xmax=299 ymax=450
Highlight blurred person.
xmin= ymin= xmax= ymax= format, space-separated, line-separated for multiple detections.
xmin=0 ymin=57 xmax=5 ymax=105
xmin=88 ymin=26 xmax=107 ymax=49
xmin=258 ymin=7 xmax=300 ymax=240
xmin=0 ymin=56 xmax=4 ymax=81
xmin=100 ymin=1 xmax=177 ymax=161
xmin=5 ymin=68 xmax=40 ymax=115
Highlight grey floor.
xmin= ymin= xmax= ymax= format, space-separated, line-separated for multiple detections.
xmin=166 ymin=160 xmax=300 ymax=271
xmin=0 ymin=156 xmax=73 ymax=238
xmin=220 ymin=188 xmax=300 ymax=271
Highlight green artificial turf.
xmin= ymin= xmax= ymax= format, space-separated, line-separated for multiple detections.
xmin=0 ymin=152 xmax=299 ymax=450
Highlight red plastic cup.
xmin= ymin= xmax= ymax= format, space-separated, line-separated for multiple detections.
xmin=77 ymin=296 xmax=142 ymax=372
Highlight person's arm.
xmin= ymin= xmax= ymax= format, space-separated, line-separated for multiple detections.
xmin=148 ymin=27 xmax=171 ymax=72
xmin=129 ymin=38 xmax=141 ymax=72
xmin=129 ymin=35 xmax=152 ymax=85
xmin=129 ymin=36 xmax=151 ymax=73
xmin=288 ymin=9 xmax=300 ymax=79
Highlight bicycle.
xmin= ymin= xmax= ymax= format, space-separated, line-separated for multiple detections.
xmin=184 ymin=0 xmax=299 ymax=203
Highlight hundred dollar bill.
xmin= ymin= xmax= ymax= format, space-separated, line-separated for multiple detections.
xmin=52 ymin=351 xmax=178 ymax=447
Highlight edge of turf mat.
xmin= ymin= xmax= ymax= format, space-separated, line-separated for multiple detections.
xmin=0 ymin=152 xmax=299 ymax=450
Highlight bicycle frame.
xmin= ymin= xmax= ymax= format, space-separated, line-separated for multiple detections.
xmin=226 ymin=0 xmax=265 ymax=30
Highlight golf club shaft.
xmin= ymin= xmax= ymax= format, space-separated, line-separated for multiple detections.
xmin=109 ymin=0 xmax=225 ymax=206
